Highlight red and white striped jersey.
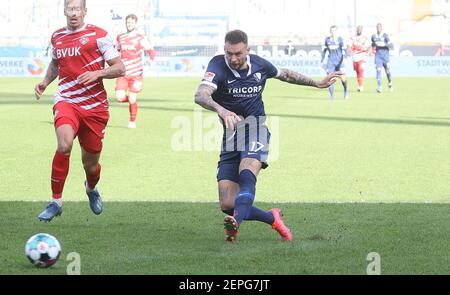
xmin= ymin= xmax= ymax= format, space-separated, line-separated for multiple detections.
xmin=117 ymin=31 xmax=152 ymax=77
xmin=348 ymin=35 xmax=370 ymax=62
xmin=51 ymin=24 xmax=119 ymax=111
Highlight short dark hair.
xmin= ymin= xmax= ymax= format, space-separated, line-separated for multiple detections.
xmin=330 ymin=25 xmax=337 ymax=30
xmin=126 ymin=14 xmax=138 ymax=22
xmin=225 ymin=30 xmax=248 ymax=46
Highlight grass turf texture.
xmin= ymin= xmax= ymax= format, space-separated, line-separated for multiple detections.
xmin=0 ymin=77 xmax=449 ymax=274
xmin=1 ymin=202 xmax=449 ymax=274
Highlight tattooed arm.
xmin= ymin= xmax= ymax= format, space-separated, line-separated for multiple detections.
xmin=195 ymin=84 xmax=241 ymax=129
xmin=194 ymin=84 xmax=221 ymax=112
xmin=276 ymin=68 xmax=342 ymax=89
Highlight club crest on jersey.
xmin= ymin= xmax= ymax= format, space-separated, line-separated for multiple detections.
xmin=80 ymin=36 xmax=89 ymax=45
xmin=253 ymin=72 xmax=262 ymax=82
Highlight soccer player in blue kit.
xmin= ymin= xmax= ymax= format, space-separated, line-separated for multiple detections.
xmin=195 ymin=30 xmax=342 ymax=242
xmin=372 ymin=23 xmax=394 ymax=93
xmin=321 ymin=25 xmax=349 ymax=100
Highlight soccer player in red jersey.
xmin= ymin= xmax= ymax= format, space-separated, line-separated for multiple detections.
xmin=115 ymin=14 xmax=156 ymax=128
xmin=34 ymin=0 xmax=125 ymax=221
xmin=348 ymin=25 xmax=371 ymax=92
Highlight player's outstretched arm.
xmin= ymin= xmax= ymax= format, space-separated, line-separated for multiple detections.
xmin=276 ymin=69 xmax=342 ymax=89
xmin=77 ymin=57 xmax=125 ymax=85
xmin=35 ymin=59 xmax=59 ymax=100
xmin=195 ymin=84 xmax=241 ymax=129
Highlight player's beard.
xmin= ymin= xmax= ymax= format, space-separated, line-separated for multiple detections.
xmin=231 ymin=58 xmax=246 ymax=70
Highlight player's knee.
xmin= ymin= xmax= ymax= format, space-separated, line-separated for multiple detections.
xmin=82 ymin=161 xmax=98 ymax=175
xmin=116 ymin=91 xmax=127 ymax=102
xmin=128 ymin=93 xmax=137 ymax=104
xmin=57 ymin=141 xmax=73 ymax=155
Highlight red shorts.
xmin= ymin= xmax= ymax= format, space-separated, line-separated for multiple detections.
xmin=53 ymin=102 xmax=109 ymax=154
xmin=115 ymin=76 xmax=144 ymax=93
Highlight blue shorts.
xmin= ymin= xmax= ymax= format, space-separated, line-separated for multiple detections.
xmin=375 ymin=55 xmax=390 ymax=69
xmin=216 ymin=119 xmax=270 ymax=183
xmin=327 ymin=62 xmax=345 ymax=74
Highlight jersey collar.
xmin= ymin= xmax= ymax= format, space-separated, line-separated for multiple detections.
xmin=65 ymin=23 xmax=87 ymax=34
xmin=224 ymin=55 xmax=252 ymax=78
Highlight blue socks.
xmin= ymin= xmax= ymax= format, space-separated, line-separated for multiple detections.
xmin=385 ymin=67 xmax=392 ymax=84
xmin=221 ymin=169 xmax=275 ymax=226
xmin=376 ymin=69 xmax=382 ymax=87
xmin=222 ymin=206 xmax=275 ymax=225
xmin=234 ymin=169 xmax=256 ymax=225
xmin=328 ymin=84 xmax=335 ymax=99
xmin=342 ymin=80 xmax=348 ymax=94
xmin=329 ymin=81 xmax=349 ymax=98
xmin=244 ymin=206 xmax=274 ymax=225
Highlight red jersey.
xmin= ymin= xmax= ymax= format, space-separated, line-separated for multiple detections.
xmin=348 ymin=35 xmax=370 ymax=62
xmin=117 ymin=31 xmax=152 ymax=77
xmin=51 ymin=24 xmax=119 ymax=111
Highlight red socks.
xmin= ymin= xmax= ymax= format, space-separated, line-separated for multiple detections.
xmin=51 ymin=152 xmax=70 ymax=200
xmin=129 ymin=103 xmax=138 ymax=122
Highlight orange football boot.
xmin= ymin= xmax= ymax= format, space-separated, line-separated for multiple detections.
xmin=271 ymin=208 xmax=292 ymax=241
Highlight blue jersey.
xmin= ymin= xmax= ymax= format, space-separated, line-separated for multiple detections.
xmin=200 ymin=54 xmax=279 ymax=118
xmin=371 ymin=33 xmax=392 ymax=60
xmin=322 ymin=36 xmax=347 ymax=66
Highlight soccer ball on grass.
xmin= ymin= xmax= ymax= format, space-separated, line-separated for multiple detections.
xmin=25 ymin=233 xmax=61 ymax=268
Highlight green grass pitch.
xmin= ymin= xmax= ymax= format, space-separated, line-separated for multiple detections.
xmin=0 ymin=76 xmax=449 ymax=274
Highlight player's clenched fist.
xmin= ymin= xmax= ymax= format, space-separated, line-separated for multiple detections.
xmin=35 ymin=81 xmax=47 ymax=100
xmin=218 ymin=108 xmax=241 ymax=130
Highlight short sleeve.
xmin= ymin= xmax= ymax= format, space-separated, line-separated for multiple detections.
xmin=200 ymin=58 xmax=223 ymax=89
xmin=50 ymin=44 xmax=56 ymax=60
xmin=97 ymin=33 xmax=120 ymax=61
xmin=263 ymin=58 xmax=280 ymax=79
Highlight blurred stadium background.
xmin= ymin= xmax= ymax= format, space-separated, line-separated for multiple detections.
xmin=1 ymin=0 xmax=449 ymax=78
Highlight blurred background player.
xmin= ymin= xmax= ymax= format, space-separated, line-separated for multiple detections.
xmin=115 ymin=14 xmax=156 ymax=128
xmin=284 ymin=40 xmax=297 ymax=56
xmin=34 ymin=0 xmax=125 ymax=221
xmin=195 ymin=30 xmax=341 ymax=242
xmin=372 ymin=23 xmax=394 ymax=93
xmin=321 ymin=25 xmax=349 ymax=100
xmin=348 ymin=25 xmax=370 ymax=92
